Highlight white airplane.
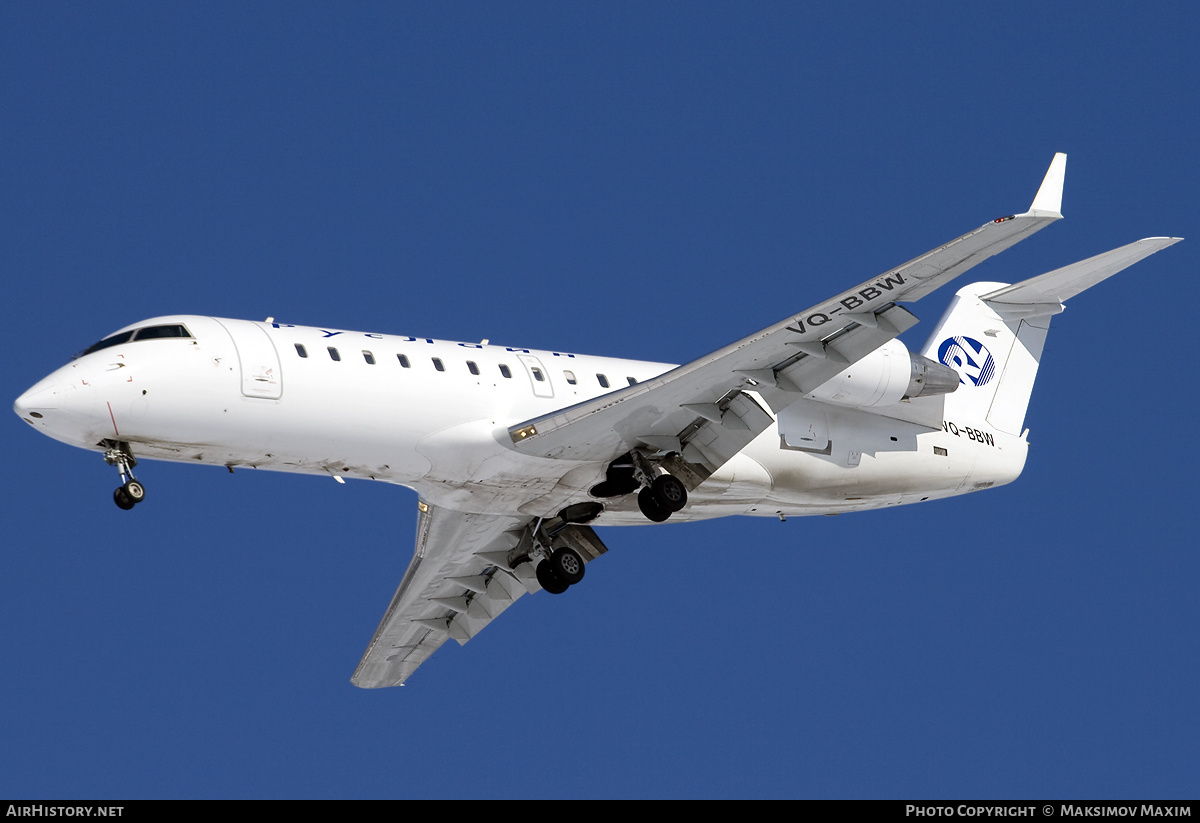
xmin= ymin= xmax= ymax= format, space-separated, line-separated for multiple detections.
xmin=14 ymin=154 xmax=1180 ymax=688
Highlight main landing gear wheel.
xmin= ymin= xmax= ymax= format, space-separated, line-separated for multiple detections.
xmin=638 ymin=487 xmax=671 ymax=522
xmin=651 ymin=474 xmax=687 ymax=513
xmin=636 ymin=473 xmax=688 ymax=522
xmin=536 ymin=560 xmax=570 ymax=595
xmin=549 ymin=546 xmax=585 ymax=586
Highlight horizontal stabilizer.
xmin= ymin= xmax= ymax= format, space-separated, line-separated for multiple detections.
xmin=981 ymin=237 xmax=1182 ymax=319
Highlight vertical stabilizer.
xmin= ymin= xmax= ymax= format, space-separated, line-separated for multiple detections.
xmin=921 ymin=284 xmax=1048 ymax=436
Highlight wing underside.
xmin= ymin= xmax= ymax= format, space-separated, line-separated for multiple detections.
xmin=351 ymin=505 xmax=535 ymax=688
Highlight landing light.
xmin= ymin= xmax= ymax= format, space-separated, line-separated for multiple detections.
xmin=512 ymin=425 xmax=537 ymax=442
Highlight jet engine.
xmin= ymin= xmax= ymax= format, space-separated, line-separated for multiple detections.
xmin=804 ymin=339 xmax=959 ymax=409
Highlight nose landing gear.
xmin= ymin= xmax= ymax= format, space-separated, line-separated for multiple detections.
xmin=103 ymin=441 xmax=145 ymax=510
xmin=113 ymin=480 xmax=146 ymax=510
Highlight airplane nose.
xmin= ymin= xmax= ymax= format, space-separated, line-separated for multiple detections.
xmin=15 ymin=363 xmax=99 ymax=446
xmin=14 ymin=376 xmax=61 ymax=423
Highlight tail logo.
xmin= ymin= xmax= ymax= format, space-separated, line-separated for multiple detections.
xmin=938 ymin=336 xmax=996 ymax=387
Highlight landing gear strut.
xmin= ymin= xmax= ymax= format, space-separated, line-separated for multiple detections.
xmin=104 ymin=441 xmax=145 ymax=510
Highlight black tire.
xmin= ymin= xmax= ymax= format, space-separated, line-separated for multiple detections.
xmin=550 ymin=546 xmax=585 ymax=586
xmin=123 ymin=480 xmax=146 ymax=504
xmin=651 ymin=474 xmax=687 ymax=513
xmin=536 ymin=560 xmax=570 ymax=594
xmin=638 ymin=487 xmax=671 ymax=522
xmin=113 ymin=487 xmax=135 ymax=510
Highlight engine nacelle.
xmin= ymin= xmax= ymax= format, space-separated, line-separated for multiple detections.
xmin=804 ymin=339 xmax=959 ymax=409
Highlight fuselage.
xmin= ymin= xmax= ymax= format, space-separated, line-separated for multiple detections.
xmin=13 ymin=315 xmax=1028 ymax=524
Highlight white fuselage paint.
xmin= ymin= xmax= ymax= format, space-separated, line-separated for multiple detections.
xmin=14 ymin=315 xmax=1028 ymax=524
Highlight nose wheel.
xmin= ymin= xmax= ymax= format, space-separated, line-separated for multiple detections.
xmin=113 ymin=480 xmax=146 ymax=510
xmin=103 ymin=442 xmax=146 ymax=510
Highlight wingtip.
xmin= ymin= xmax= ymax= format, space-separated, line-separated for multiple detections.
xmin=1136 ymin=236 xmax=1184 ymax=250
xmin=1029 ymin=152 xmax=1067 ymax=216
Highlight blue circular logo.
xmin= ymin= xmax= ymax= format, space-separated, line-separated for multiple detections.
xmin=938 ymin=336 xmax=996 ymax=387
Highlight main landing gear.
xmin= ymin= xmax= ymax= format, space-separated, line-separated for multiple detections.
xmin=591 ymin=450 xmax=690 ymax=523
xmin=510 ymin=514 xmax=609 ymax=596
xmin=535 ymin=546 xmax=586 ymax=594
xmin=103 ymin=441 xmax=146 ymax=510
xmin=637 ymin=474 xmax=687 ymax=522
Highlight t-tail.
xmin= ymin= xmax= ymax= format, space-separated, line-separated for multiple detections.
xmin=922 ymin=236 xmax=1181 ymax=436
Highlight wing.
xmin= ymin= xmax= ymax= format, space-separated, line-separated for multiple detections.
xmin=506 ymin=153 xmax=1067 ymax=473
xmin=351 ymin=503 xmax=536 ymax=688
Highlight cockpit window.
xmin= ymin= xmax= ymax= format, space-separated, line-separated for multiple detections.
xmin=79 ymin=324 xmax=193 ymax=357
xmin=133 ymin=324 xmax=191 ymax=340
xmin=80 ymin=330 xmax=135 ymax=356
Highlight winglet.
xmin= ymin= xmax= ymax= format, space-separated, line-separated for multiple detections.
xmin=1029 ymin=152 xmax=1067 ymax=216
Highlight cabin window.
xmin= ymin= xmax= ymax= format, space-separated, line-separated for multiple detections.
xmin=563 ymin=370 xmax=577 ymax=385
xmin=328 ymin=347 xmax=341 ymax=361
xmin=432 ymin=357 xmax=445 ymax=372
xmin=294 ymin=344 xmax=308 ymax=358
xmin=597 ymin=374 xmax=609 ymax=388
xmin=499 ymin=364 xmax=512 ymax=378
xmin=627 ymin=376 xmax=637 ymax=386
xmin=363 ymin=351 xmax=376 ymax=365
xmin=467 ymin=361 xmax=480 ymax=375
xmin=397 ymin=354 xmax=410 ymax=368
xmin=531 ymin=367 xmax=545 ymax=382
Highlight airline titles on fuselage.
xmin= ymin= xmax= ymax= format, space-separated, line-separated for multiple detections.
xmin=268 ymin=322 xmax=579 ymax=358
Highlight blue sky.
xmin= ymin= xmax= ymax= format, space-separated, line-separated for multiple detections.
xmin=2 ymin=3 xmax=1197 ymax=799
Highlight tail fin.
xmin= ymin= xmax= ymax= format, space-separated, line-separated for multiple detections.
xmin=921 ymin=237 xmax=1181 ymax=435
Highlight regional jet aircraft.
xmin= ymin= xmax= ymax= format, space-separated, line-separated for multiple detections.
xmin=14 ymin=154 xmax=1181 ymax=687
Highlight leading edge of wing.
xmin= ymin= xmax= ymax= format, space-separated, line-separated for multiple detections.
xmin=351 ymin=504 xmax=533 ymax=688
xmin=505 ymin=154 xmax=1067 ymax=464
